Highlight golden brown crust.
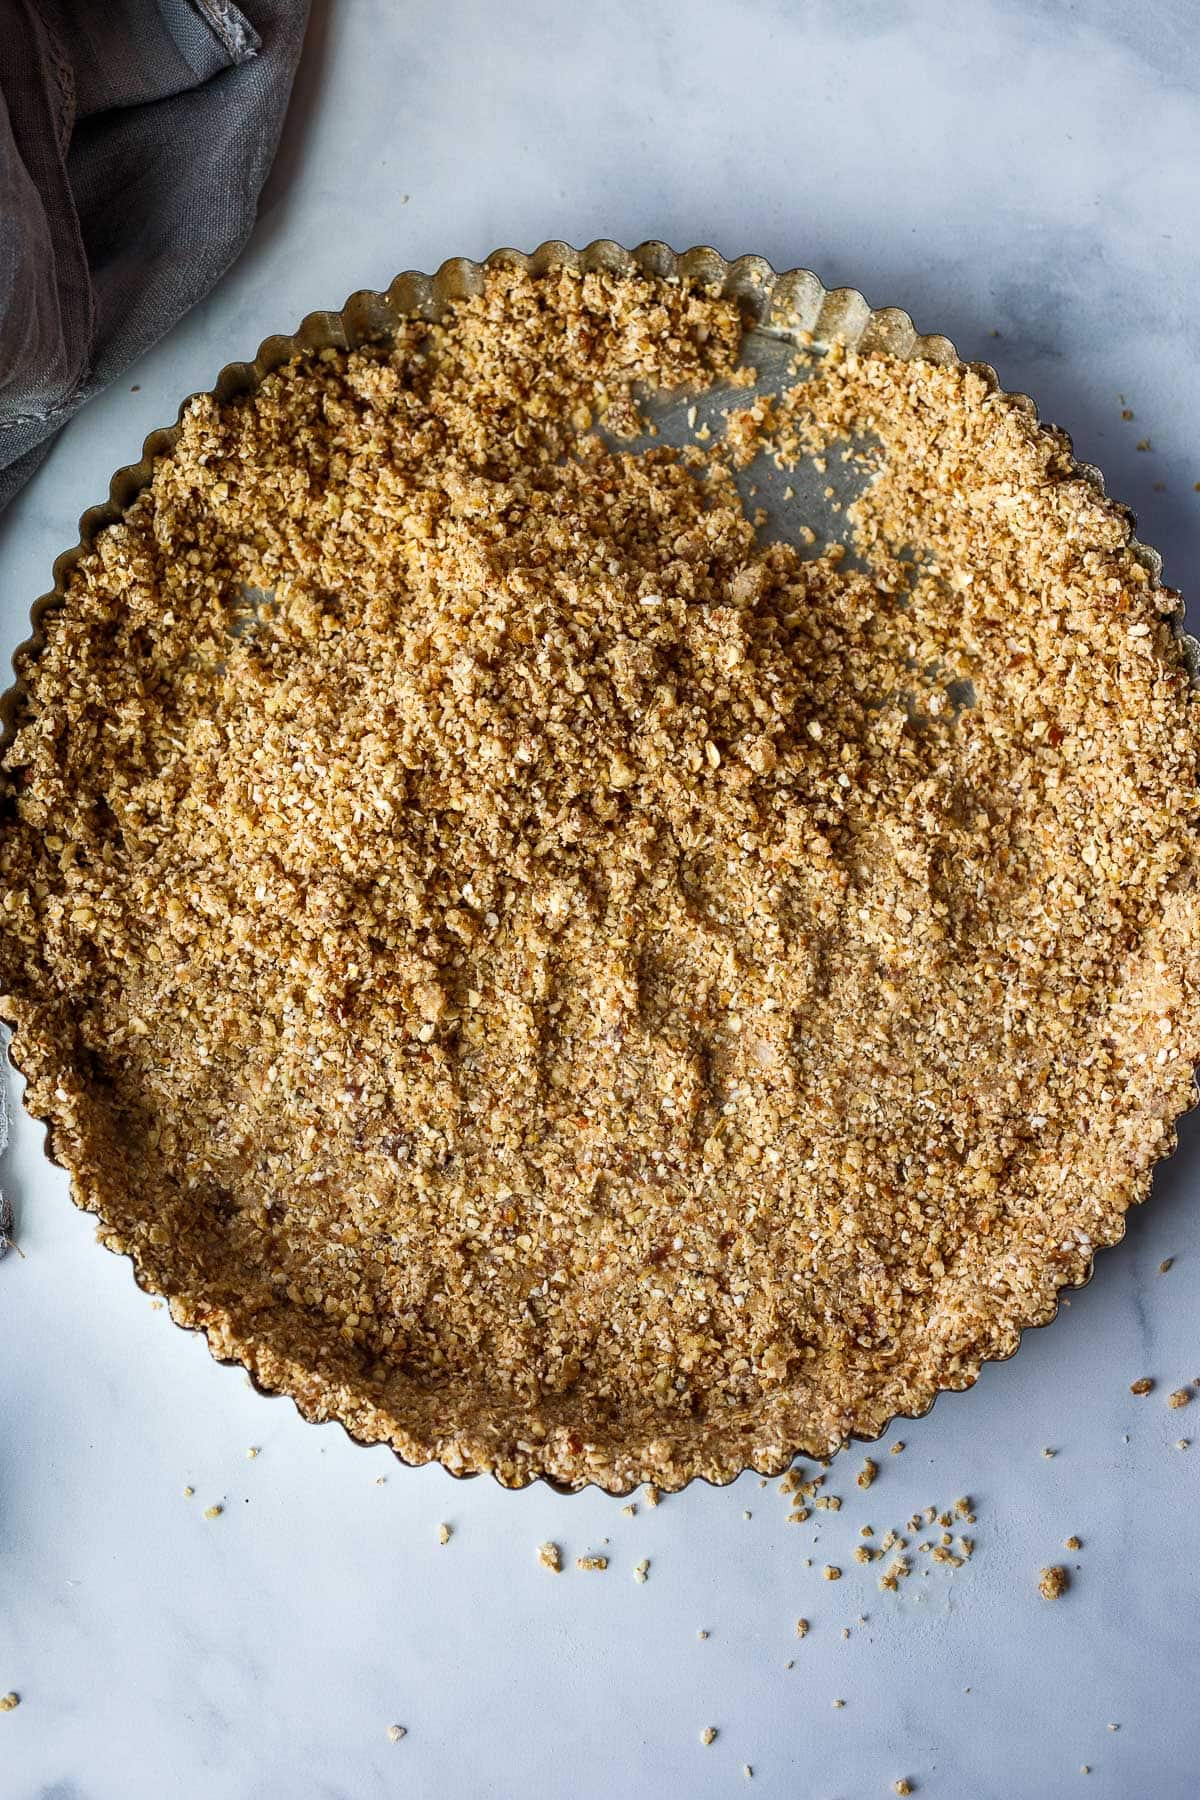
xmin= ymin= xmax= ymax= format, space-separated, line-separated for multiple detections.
xmin=2 ymin=263 xmax=1199 ymax=1491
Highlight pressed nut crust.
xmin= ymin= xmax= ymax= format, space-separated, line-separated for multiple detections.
xmin=2 ymin=264 xmax=1200 ymax=1491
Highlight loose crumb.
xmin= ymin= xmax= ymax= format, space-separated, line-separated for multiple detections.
xmin=857 ymin=1458 xmax=878 ymax=1489
xmin=1176 ymin=1439 xmax=1190 ymax=1450
xmin=1130 ymin=1378 xmax=1155 ymax=1396
xmin=634 ymin=1559 xmax=650 ymax=1584
xmin=8 ymin=263 xmax=1200 ymax=1496
xmin=890 ymin=1443 xmax=905 ymax=1457
xmin=644 ymin=1486 xmax=660 ymax=1508
xmin=0 ymin=1694 xmax=19 ymax=1713
xmin=823 ymin=1565 xmax=842 ymax=1581
xmin=246 ymin=1446 xmax=259 ymax=1459
xmin=832 ymin=1698 xmax=845 ymax=1709
xmin=576 ymin=1555 xmax=608 ymax=1572
xmin=1064 ymin=1536 xmax=1082 ymax=1551
xmin=437 ymin=1522 xmax=452 ymax=1544
xmin=698 ymin=1629 xmax=709 ymax=1640
xmin=700 ymin=1726 xmax=718 ymax=1746
xmin=1167 ymin=1388 xmax=1191 ymax=1409
xmin=1159 ymin=1257 xmax=1174 ymax=1273
xmin=620 ymin=1503 xmax=637 ymax=1517
xmin=1042 ymin=1447 xmax=1056 ymax=1458
xmin=894 ymin=1783 xmax=913 ymax=1797
xmin=387 ymin=1724 xmax=407 ymax=1743
xmin=537 ymin=1542 xmax=561 ymax=1573
xmin=1039 ymin=1565 xmax=1069 ymax=1600
xmin=795 ymin=1618 xmax=809 ymax=1638
xmin=182 ymin=1486 xmax=194 ymax=1499
xmin=743 ymin=1766 xmax=753 ymax=1779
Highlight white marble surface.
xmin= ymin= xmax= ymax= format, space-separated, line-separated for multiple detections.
xmin=2 ymin=3 xmax=1200 ymax=1794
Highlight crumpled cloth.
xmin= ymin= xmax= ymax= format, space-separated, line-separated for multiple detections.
xmin=0 ymin=0 xmax=310 ymax=512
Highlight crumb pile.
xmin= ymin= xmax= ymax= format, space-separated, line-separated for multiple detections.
xmin=3 ymin=261 xmax=1200 ymax=1491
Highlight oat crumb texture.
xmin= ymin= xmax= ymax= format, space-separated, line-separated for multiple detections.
xmin=3 ymin=262 xmax=1199 ymax=1492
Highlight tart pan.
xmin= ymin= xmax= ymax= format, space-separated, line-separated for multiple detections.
xmin=1 ymin=239 xmax=1196 ymax=1494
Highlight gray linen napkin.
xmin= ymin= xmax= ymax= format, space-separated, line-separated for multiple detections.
xmin=0 ymin=0 xmax=310 ymax=512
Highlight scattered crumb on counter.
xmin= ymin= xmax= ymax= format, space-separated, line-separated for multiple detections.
xmin=1130 ymin=1378 xmax=1155 ymax=1396
xmin=1039 ymin=1565 xmax=1069 ymax=1600
xmin=1167 ymin=1388 xmax=1191 ymax=1409
xmin=644 ymin=1486 xmax=660 ymax=1508
xmin=634 ymin=1560 xmax=650 ymax=1584
xmin=437 ymin=1522 xmax=452 ymax=1545
xmin=1064 ymin=1536 xmax=1082 ymax=1551
xmin=0 ymin=1694 xmax=19 ymax=1713
xmin=246 ymin=1446 xmax=259 ymax=1459
xmin=700 ymin=1726 xmax=718 ymax=1746
xmin=537 ymin=1542 xmax=561 ymax=1573
xmin=894 ymin=1782 xmax=913 ymax=1796
xmin=795 ymin=1618 xmax=809 ymax=1638
xmin=890 ymin=1443 xmax=905 ymax=1456
xmin=576 ymin=1555 xmax=608 ymax=1572
xmin=387 ymin=1724 xmax=407 ymax=1743
xmin=182 ymin=1486 xmax=194 ymax=1499
xmin=1159 ymin=1257 xmax=1174 ymax=1273
xmin=823 ymin=1565 xmax=842 ymax=1581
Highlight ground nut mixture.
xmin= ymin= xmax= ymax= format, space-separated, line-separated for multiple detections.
xmin=2 ymin=263 xmax=1200 ymax=1491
